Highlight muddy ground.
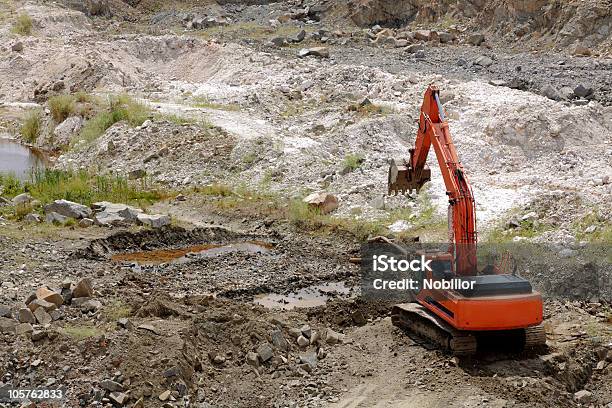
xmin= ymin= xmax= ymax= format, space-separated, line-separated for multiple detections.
xmin=1 ymin=0 xmax=612 ymax=407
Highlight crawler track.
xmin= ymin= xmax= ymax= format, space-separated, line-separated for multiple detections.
xmin=392 ymin=303 xmax=546 ymax=355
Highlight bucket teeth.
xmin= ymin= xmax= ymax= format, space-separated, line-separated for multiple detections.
xmin=388 ymin=158 xmax=431 ymax=196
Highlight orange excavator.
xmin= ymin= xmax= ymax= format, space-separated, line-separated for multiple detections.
xmin=388 ymin=85 xmax=546 ymax=354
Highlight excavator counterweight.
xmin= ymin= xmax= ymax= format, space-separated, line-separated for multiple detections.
xmin=388 ymin=85 xmax=546 ymax=354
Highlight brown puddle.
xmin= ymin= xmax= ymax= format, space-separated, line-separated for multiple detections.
xmin=111 ymin=241 xmax=272 ymax=265
xmin=254 ymin=282 xmax=352 ymax=310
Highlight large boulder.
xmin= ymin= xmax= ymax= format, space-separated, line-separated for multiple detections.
xmin=468 ymin=33 xmax=485 ymax=46
xmin=303 ymin=192 xmax=338 ymax=214
xmin=45 ymin=212 xmax=69 ymax=224
xmin=92 ymin=201 xmax=170 ymax=228
xmin=92 ymin=202 xmax=143 ymax=226
xmin=0 ymin=317 xmax=17 ymax=333
xmin=53 ymin=117 xmax=83 ymax=147
xmin=94 ymin=211 xmax=126 ymax=227
xmin=44 ymin=199 xmax=92 ymax=219
xmin=12 ymin=193 xmax=33 ymax=205
xmin=298 ymin=47 xmax=329 ymax=58
xmin=137 ymin=214 xmax=171 ymax=228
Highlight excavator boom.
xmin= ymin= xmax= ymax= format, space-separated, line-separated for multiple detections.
xmin=389 ymin=85 xmax=477 ymax=275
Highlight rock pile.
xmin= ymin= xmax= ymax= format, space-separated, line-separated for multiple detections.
xmin=366 ymin=25 xmax=479 ymax=49
xmin=244 ymin=321 xmax=345 ymax=379
xmin=12 ymin=199 xmax=171 ymax=228
xmin=0 ymin=278 xmax=99 ymax=341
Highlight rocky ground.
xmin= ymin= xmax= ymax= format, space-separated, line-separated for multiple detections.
xmin=0 ymin=0 xmax=611 ymax=407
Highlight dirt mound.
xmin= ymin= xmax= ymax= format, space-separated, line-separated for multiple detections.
xmin=56 ymin=119 xmax=236 ymax=187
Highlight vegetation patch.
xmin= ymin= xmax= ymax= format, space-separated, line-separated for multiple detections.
xmin=197 ymin=22 xmax=272 ymax=41
xmin=20 ymin=109 xmax=42 ymax=143
xmin=486 ymin=212 xmax=551 ymax=243
xmin=48 ymin=94 xmax=76 ymax=123
xmin=191 ymin=96 xmax=240 ymax=111
xmin=197 ymin=183 xmax=444 ymax=241
xmin=76 ymin=95 xmax=150 ymax=144
xmin=348 ymin=99 xmax=395 ymax=116
xmin=12 ymin=12 xmax=32 ymax=35
xmin=61 ymin=324 xmax=103 ymax=340
xmin=341 ymin=153 xmax=364 ymax=173
xmin=0 ymin=169 xmax=170 ymax=212
xmin=103 ymin=301 xmax=132 ymax=321
xmin=572 ymin=211 xmax=611 ymax=243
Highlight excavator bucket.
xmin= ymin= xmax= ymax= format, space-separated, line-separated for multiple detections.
xmin=388 ymin=158 xmax=431 ymax=195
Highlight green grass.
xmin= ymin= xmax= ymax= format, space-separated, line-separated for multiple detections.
xmin=0 ymin=173 xmax=22 ymax=196
xmin=197 ymin=183 xmax=234 ymax=197
xmin=1 ymin=169 xmax=170 ymax=210
xmin=74 ymin=91 xmax=94 ymax=103
xmin=20 ymin=110 xmax=42 ymax=143
xmin=287 ymin=199 xmax=385 ymax=240
xmin=191 ymin=96 xmax=240 ymax=111
xmin=197 ymin=22 xmax=271 ymax=40
xmin=76 ymin=95 xmax=150 ymax=144
xmin=103 ymin=300 xmax=132 ymax=321
xmin=11 ymin=13 xmax=32 ymax=35
xmin=341 ymin=153 xmax=364 ymax=173
xmin=486 ymin=217 xmax=550 ymax=243
xmin=61 ymin=324 xmax=103 ymax=340
xmin=14 ymin=202 xmax=33 ymax=220
xmin=242 ymin=152 xmax=259 ymax=166
xmin=572 ymin=211 xmax=612 ymax=243
xmin=155 ymin=112 xmax=213 ymax=128
xmin=193 ymin=182 xmax=443 ymax=241
xmin=48 ymin=95 xmax=76 ymax=123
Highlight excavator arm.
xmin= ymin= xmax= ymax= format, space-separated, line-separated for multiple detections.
xmin=389 ymin=85 xmax=477 ymax=276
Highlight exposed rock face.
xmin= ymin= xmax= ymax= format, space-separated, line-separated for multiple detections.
xmin=347 ymin=0 xmax=612 ymax=49
xmin=348 ymin=0 xmax=421 ymax=27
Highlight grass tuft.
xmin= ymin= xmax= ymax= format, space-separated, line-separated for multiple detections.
xmin=12 ymin=13 xmax=32 ymax=35
xmin=341 ymin=153 xmax=364 ymax=173
xmin=572 ymin=211 xmax=612 ymax=243
xmin=104 ymin=301 xmax=132 ymax=321
xmin=61 ymin=324 xmax=103 ymax=340
xmin=191 ymin=96 xmax=240 ymax=111
xmin=0 ymin=173 xmax=22 ymax=196
xmin=77 ymin=95 xmax=150 ymax=144
xmin=348 ymin=100 xmax=395 ymax=116
xmin=20 ymin=110 xmax=42 ymax=143
xmin=48 ymin=95 xmax=76 ymax=123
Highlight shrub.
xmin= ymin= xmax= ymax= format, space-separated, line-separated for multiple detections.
xmin=20 ymin=110 xmax=42 ymax=143
xmin=0 ymin=173 xmax=22 ymax=197
xmin=12 ymin=13 xmax=32 ymax=35
xmin=341 ymin=153 xmax=364 ymax=173
xmin=77 ymin=95 xmax=150 ymax=144
xmin=48 ymin=95 xmax=75 ymax=123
